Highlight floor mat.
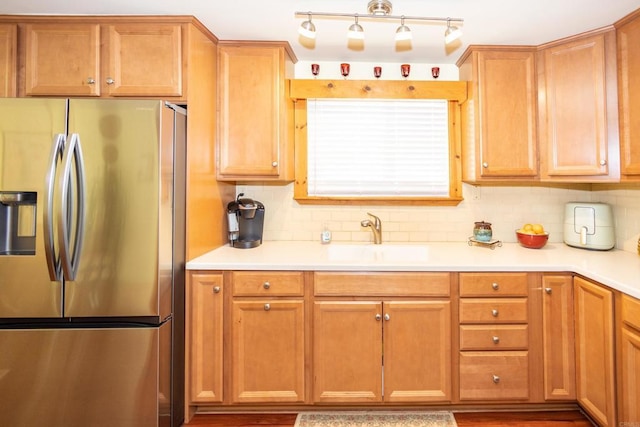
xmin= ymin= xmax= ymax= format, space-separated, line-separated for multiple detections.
xmin=294 ymin=411 xmax=458 ymax=427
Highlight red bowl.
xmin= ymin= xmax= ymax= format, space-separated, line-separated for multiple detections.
xmin=516 ymin=230 xmax=549 ymax=249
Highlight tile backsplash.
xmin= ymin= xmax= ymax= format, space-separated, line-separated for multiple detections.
xmin=235 ymin=183 xmax=640 ymax=253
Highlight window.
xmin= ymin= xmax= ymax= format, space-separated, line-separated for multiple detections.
xmin=291 ymin=79 xmax=465 ymax=205
xmin=307 ymin=99 xmax=450 ymax=197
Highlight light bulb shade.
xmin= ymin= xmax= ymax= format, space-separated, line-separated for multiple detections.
xmin=395 ymin=25 xmax=412 ymax=41
xmin=348 ymin=23 xmax=365 ymax=40
xmin=444 ymin=25 xmax=462 ymax=44
xmin=299 ymin=20 xmax=316 ymax=39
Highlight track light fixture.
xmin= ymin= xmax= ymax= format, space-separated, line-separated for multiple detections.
xmin=444 ymin=18 xmax=462 ymax=44
xmin=298 ymin=13 xmax=316 ymax=39
xmin=296 ymin=0 xmax=463 ymax=44
xmin=395 ymin=16 xmax=412 ymax=41
xmin=348 ymin=15 xmax=365 ymax=40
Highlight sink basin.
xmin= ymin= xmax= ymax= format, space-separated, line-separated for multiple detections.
xmin=326 ymin=244 xmax=429 ymax=263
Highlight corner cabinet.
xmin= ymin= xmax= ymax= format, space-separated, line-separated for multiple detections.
xmin=616 ymin=293 xmax=640 ymax=423
xmin=574 ymin=276 xmax=616 ymax=427
xmin=457 ymin=47 xmax=538 ymax=181
xmin=312 ymin=272 xmax=452 ymax=404
xmin=217 ymin=42 xmax=297 ymax=182
xmin=21 ymin=20 xmax=183 ymax=98
xmin=537 ymin=28 xmax=620 ymax=182
xmin=616 ymin=9 xmax=640 ymax=179
xmin=0 ymin=24 xmax=17 ymax=97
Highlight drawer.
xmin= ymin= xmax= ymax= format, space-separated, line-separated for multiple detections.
xmin=460 ymin=325 xmax=529 ymax=350
xmin=459 ymin=298 xmax=528 ymax=323
xmin=459 ymin=351 xmax=529 ymax=401
xmin=232 ymin=271 xmax=304 ymax=296
xmin=459 ymin=273 xmax=529 ymax=297
xmin=314 ymin=272 xmax=450 ymax=297
xmin=622 ymin=294 xmax=640 ymax=331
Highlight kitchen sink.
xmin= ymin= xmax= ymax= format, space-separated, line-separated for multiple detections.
xmin=326 ymin=244 xmax=430 ymax=262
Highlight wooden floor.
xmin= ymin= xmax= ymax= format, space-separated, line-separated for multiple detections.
xmin=184 ymin=410 xmax=594 ymax=426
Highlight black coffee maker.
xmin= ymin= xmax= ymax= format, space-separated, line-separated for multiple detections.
xmin=227 ymin=193 xmax=265 ymax=248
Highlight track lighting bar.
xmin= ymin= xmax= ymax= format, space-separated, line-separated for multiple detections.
xmin=295 ymin=11 xmax=463 ymax=25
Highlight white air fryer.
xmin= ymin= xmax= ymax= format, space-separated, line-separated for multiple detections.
xmin=563 ymin=202 xmax=615 ymax=250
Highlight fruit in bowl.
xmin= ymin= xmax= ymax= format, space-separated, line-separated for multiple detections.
xmin=516 ymin=223 xmax=549 ymax=249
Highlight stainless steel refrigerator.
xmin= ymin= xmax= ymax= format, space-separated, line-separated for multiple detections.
xmin=0 ymin=98 xmax=186 ymax=427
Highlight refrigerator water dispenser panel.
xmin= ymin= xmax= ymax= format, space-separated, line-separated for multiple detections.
xmin=0 ymin=191 xmax=37 ymax=255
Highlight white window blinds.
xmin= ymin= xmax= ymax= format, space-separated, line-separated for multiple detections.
xmin=306 ymin=99 xmax=450 ymax=197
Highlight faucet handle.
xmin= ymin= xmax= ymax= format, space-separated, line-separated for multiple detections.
xmin=366 ymin=212 xmax=381 ymax=226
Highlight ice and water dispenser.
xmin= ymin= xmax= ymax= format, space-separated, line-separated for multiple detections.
xmin=0 ymin=191 xmax=37 ymax=255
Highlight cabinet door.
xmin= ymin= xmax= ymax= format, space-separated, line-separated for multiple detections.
xmin=539 ymin=31 xmax=617 ymax=180
xmin=617 ymin=12 xmax=640 ymax=177
xmin=231 ymin=300 xmax=305 ymax=403
xmin=574 ymin=277 xmax=616 ymax=426
xmin=24 ymin=23 xmax=101 ymax=96
xmin=313 ymin=301 xmax=383 ymax=403
xmin=474 ymin=50 xmax=538 ymax=178
xmin=0 ymin=24 xmax=17 ymax=97
xmin=619 ymin=294 xmax=640 ymax=422
xmin=541 ymin=275 xmax=575 ymax=400
xmin=217 ymin=44 xmax=293 ymax=180
xmin=103 ymin=23 xmax=183 ymax=97
xmin=188 ymin=273 xmax=223 ymax=403
xmin=383 ymin=301 xmax=451 ymax=402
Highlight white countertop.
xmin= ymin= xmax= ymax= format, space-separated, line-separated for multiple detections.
xmin=187 ymin=241 xmax=640 ymax=300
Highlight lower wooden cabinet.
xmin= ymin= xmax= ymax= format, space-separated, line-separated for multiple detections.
xmin=313 ymin=299 xmax=452 ymax=403
xmin=617 ymin=293 xmax=640 ymax=422
xmin=541 ymin=274 xmax=576 ymax=401
xmin=574 ymin=276 xmax=616 ymax=427
xmin=459 ymin=351 xmax=529 ymax=400
xmin=187 ymin=272 xmax=224 ymax=404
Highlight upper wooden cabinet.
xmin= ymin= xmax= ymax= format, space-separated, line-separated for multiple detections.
xmin=537 ymin=28 xmax=620 ymax=182
xmin=22 ymin=21 xmax=183 ymax=98
xmin=457 ymin=47 xmax=538 ymax=181
xmin=217 ymin=41 xmax=296 ymax=182
xmin=616 ymin=9 xmax=640 ymax=179
xmin=0 ymin=24 xmax=17 ymax=97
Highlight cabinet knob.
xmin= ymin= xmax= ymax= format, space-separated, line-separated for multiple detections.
xmin=492 ymin=282 xmax=499 ymax=291
xmin=482 ymin=162 xmax=489 ymax=168
xmin=492 ymin=309 xmax=499 ymax=317
xmin=492 ymin=375 xmax=500 ymax=384
xmin=264 ymin=303 xmax=271 ymax=311
xmin=600 ymin=159 xmax=607 ymax=166
xmin=106 ymin=77 xmax=115 ymax=85
xmin=492 ymin=336 xmax=500 ymax=344
xmin=213 ymin=286 xmax=221 ymax=294
xmin=86 ymin=78 xmax=96 ymax=85
xmin=375 ymin=314 xmax=382 ymax=321
xmin=272 ymin=161 xmax=278 ymax=167
xmin=544 ymin=287 xmax=552 ymax=294
xmin=263 ymin=281 xmax=271 ymax=290
xmin=384 ymin=313 xmax=390 ymax=321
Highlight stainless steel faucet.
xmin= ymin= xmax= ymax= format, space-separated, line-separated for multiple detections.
xmin=361 ymin=212 xmax=382 ymax=244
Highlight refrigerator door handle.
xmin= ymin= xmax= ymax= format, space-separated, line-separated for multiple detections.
xmin=44 ymin=133 xmax=66 ymax=281
xmin=58 ymin=133 xmax=86 ymax=281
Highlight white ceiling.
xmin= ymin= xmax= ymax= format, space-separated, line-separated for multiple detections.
xmin=1 ymin=0 xmax=639 ymax=65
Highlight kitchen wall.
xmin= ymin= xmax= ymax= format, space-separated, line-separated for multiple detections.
xmin=236 ymin=61 xmax=640 ymax=254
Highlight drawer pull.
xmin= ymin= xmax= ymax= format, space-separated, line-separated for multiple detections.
xmin=492 ymin=375 xmax=500 ymax=384
xmin=213 ymin=286 xmax=221 ymax=294
xmin=492 ymin=282 xmax=499 ymax=290
xmin=375 ymin=314 xmax=382 ymax=321
xmin=263 ymin=281 xmax=271 ymax=290
xmin=544 ymin=287 xmax=552 ymax=294
xmin=264 ymin=303 xmax=271 ymax=311
xmin=492 ymin=309 xmax=499 ymax=317
xmin=492 ymin=336 xmax=500 ymax=344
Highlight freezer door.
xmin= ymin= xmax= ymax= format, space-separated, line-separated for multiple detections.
xmin=0 ymin=322 xmax=171 ymax=427
xmin=0 ymin=98 xmax=68 ymax=318
xmin=64 ymin=99 xmax=174 ymax=319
